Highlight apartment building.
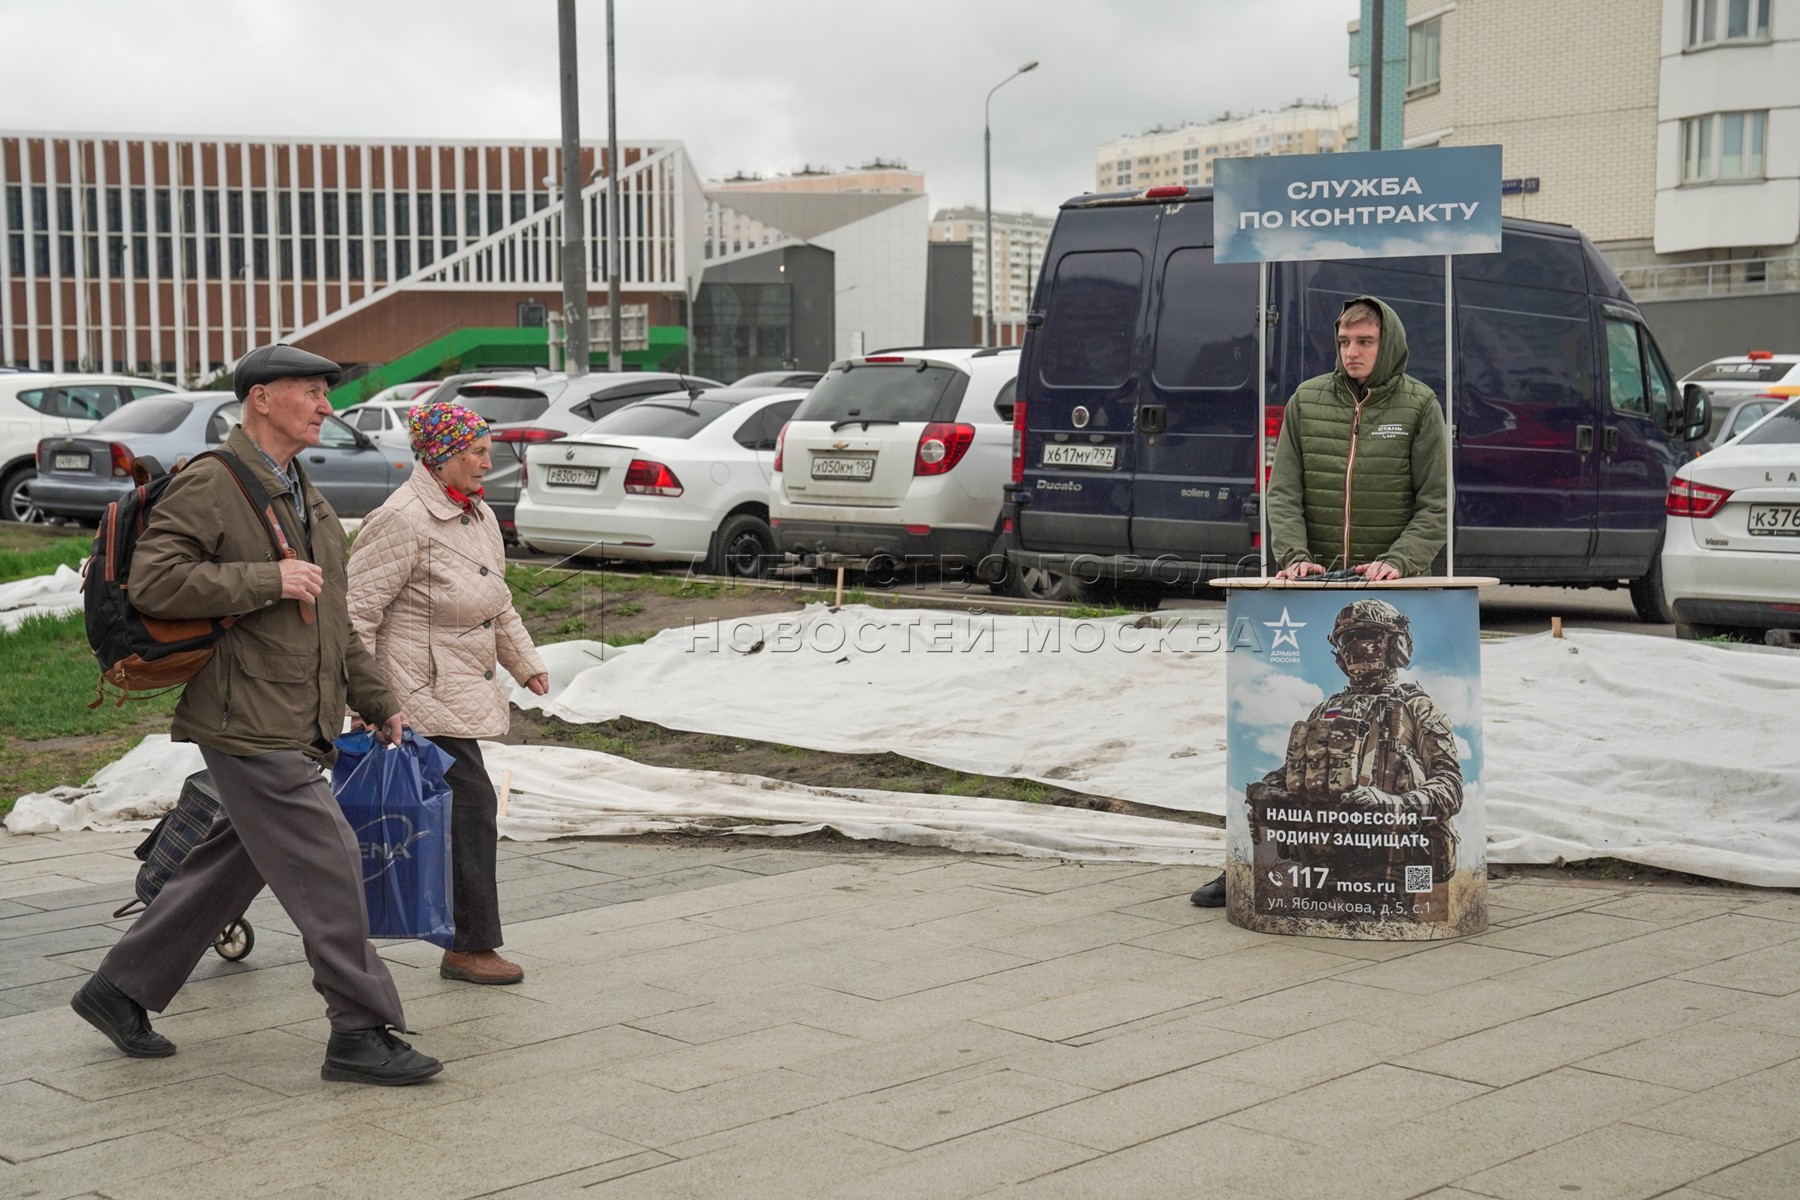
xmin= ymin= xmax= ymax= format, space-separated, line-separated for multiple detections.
xmin=1093 ymin=101 xmax=1359 ymax=193
xmin=1345 ymin=0 xmax=1800 ymax=368
xmin=928 ymin=206 xmax=1052 ymax=343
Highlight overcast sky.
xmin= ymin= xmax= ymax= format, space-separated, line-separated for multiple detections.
xmin=3 ymin=0 xmax=1358 ymax=215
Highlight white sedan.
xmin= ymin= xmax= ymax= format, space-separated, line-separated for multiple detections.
xmin=1661 ymin=397 xmax=1800 ymax=645
xmin=513 ymin=387 xmax=804 ymax=577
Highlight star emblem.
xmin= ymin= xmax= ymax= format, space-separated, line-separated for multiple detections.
xmin=1265 ymin=607 xmax=1306 ymax=650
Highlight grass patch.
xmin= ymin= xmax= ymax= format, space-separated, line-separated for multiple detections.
xmin=0 ymin=610 xmax=182 ymax=813
xmin=611 ymin=601 xmax=645 ymax=617
xmin=0 ymin=535 xmax=90 ymax=584
xmin=0 ymin=612 xmax=178 ymax=740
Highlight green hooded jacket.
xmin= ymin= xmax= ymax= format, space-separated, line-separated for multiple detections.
xmin=1265 ymin=295 xmax=1449 ymax=575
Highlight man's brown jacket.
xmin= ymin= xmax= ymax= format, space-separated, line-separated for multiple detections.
xmin=130 ymin=424 xmax=398 ymax=757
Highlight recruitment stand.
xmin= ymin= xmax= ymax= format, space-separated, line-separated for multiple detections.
xmin=1211 ymin=146 xmax=1503 ymax=939
xmin=1213 ymin=577 xmax=1493 ymax=940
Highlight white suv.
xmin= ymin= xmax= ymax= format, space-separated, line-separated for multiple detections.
xmin=770 ymin=347 xmax=1020 ymax=577
xmin=0 ymin=373 xmax=178 ymax=521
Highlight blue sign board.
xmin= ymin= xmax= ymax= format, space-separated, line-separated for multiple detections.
xmin=1213 ymin=145 xmax=1502 ymax=264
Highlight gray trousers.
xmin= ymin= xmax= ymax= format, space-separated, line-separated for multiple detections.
xmin=100 ymin=747 xmax=406 ymax=1032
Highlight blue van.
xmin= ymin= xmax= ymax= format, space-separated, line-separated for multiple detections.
xmin=993 ymin=188 xmax=1709 ymax=614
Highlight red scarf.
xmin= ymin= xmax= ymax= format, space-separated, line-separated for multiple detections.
xmin=443 ymin=483 xmax=484 ymax=514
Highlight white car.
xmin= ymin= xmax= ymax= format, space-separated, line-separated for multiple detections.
xmin=1660 ymin=398 xmax=1800 ymax=644
xmin=338 ymin=381 xmax=439 ymax=451
xmin=1 ymin=373 xmax=179 ymax=521
xmin=770 ymin=347 xmax=1020 ymax=580
xmin=514 ymin=387 xmax=805 ymax=576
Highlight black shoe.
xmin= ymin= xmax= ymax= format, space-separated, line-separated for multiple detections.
xmin=321 ymin=1027 xmax=442 ymax=1086
xmin=70 ymin=972 xmax=176 ymax=1058
xmin=1189 ymin=875 xmax=1227 ymax=908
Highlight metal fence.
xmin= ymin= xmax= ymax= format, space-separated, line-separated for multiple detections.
xmin=1617 ymin=253 xmax=1800 ymax=301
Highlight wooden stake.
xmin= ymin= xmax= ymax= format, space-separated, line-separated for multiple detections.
xmin=497 ymin=769 xmax=512 ymax=817
xmin=834 ymin=564 xmax=846 ymax=608
xmin=1551 ymin=616 xmax=1564 ymax=639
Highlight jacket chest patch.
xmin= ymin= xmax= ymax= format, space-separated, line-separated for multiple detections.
xmin=1368 ymin=423 xmax=1410 ymax=440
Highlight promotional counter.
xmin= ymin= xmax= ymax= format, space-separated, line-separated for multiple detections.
xmin=1212 ymin=577 xmax=1494 ymax=940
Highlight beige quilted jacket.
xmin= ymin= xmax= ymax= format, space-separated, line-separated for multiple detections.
xmin=347 ymin=463 xmax=546 ymax=739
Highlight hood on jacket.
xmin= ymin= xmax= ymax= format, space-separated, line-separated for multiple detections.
xmin=1334 ymin=294 xmax=1410 ymax=396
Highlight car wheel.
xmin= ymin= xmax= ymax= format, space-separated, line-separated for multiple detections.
xmin=1006 ymin=562 xmax=1084 ymax=602
xmin=709 ymin=512 xmax=777 ymax=579
xmin=0 ymin=467 xmax=44 ymax=524
xmin=1628 ymin=541 xmax=1673 ymax=623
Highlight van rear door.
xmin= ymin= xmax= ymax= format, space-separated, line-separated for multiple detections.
xmin=1132 ymin=197 xmax=1260 ymax=564
xmin=1015 ymin=206 xmax=1153 ymax=554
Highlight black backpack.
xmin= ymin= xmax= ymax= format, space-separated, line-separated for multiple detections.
xmin=84 ymin=449 xmax=288 ymax=706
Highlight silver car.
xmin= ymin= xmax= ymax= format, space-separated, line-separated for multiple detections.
xmin=32 ymin=393 xmax=414 ymax=522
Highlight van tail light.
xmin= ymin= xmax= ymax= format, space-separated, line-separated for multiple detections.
xmin=915 ymin=423 xmax=976 ymax=476
xmin=1142 ymin=186 xmax=1189 ymax=199
xmin=110 ymin=442 xmax=135 ymax=478
xmin=1747 ymin=349 xmax=1774 ymax=360
xmin=1666 ymin=476 xmax=1732 ymax=518
xmin=1010 ymin=400 xmax=1028 ymax=484
xmin=624 ymin=459 xmax=684 ymax=497
xmin=1262 ymin=405 xmax=1286 ymax=489
xmin=490 ymin=427 xmax=563 ymax=487
xmin=773 ymin=422 xmax=787 ymax=472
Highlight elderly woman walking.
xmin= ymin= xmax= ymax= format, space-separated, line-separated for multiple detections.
xmin=348 ymin=401 xmax=549 ymax=984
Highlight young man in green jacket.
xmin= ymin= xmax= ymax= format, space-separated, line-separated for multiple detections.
xmin=1190 ymin=295 xmax=1450 ymax=908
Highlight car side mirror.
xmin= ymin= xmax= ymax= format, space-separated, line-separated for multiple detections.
xmin=1678 ymin=383 xmax=1710 ymax=443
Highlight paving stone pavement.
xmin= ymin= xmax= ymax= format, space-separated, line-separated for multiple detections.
xmin=2 ymin=826 xmax=1798 ymax=1200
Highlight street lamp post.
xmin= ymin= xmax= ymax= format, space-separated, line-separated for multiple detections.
xmin=984 ymin=60 xmax=1038 ymax=348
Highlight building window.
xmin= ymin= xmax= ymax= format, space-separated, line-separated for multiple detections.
xmin=1683 ymin=110 xmax=1767 ymax=181
xmin=1408 ymin=17 xmax=1441 ymax=93
xmin=1686 ymin=0 xmax=1771 ymax=47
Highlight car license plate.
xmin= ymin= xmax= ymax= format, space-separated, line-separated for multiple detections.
xmin=811 ymin=456 xmax=874 ymax=481
xmin=1042 ymin=443 xmax=1116 ymax=469
xmin=544 ymin=466 xmax=600 ymax=488
xmin=1747 ymin=504 xmax=1800 ymax=536
xmin=53 ymin=452 xmax=90 ymax=471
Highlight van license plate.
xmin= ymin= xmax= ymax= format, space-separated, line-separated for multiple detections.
xmin=811 ymin=456 xmax=875 ymax=481
xmin=53 ymin=453 xmax=90 ymax=470
xmin=1042 ymin=444 xmax=1116 ymax=469
xmin=1747 ymin=504 xmax=1800 ymax=536
xmin=544 ymin=466 xmax=600 ymax=488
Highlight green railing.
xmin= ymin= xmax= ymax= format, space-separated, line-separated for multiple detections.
xmin=328 ymin=325 xmax=692 ymax=408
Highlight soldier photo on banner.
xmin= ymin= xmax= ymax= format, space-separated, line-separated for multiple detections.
xmin=1224 ymin=589 xmax=1486 ymax=939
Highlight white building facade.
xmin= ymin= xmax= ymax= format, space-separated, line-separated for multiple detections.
xmin=1655 ymin=0 xmax=1798 ymax=263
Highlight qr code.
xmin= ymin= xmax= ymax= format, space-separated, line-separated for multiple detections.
xmin=1404 ymin=865 xmax=1433 ymax=893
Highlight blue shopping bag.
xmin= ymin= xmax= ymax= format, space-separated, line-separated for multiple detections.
xmin=331 ymin=729 xmax=456 ymax=949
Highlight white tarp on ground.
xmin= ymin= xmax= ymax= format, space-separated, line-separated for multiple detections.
xmin=8 ymin=604 xmax=1797 ymax=885
xmin=516 ymin=606 xmax=1800 ymax=887
xmin=0 ymin=563 xmax=83 ymax=631
xmin=4 ymin=736 xmax=1223 ymax=866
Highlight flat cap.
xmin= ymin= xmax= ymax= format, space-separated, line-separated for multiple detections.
xmin=233 ymin=343 xmax=342 ymax=399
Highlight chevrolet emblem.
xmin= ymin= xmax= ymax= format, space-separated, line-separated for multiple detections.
xmin=832 ymin=441 xmax=848 ymax=450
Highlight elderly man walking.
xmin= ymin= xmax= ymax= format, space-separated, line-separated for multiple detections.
xmin=69 ymin=343 xmax=441 ymax=1086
